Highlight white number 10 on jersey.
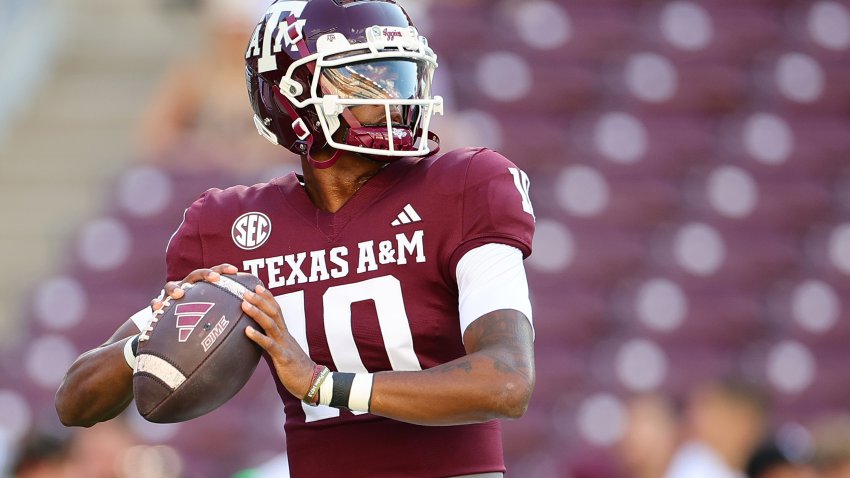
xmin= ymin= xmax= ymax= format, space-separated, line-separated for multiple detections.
xmin=275 ymin=275 xmax=421 ymax=422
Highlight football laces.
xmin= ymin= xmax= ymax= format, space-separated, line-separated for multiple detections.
xmin=139 ymin=292 xmax=178 ymax=342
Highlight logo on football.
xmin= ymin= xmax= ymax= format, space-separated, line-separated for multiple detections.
xmin=201 ymin=316 xmax=230 ymax=352
xmin=174 ymin=302 xmax=214 ymax=342
xmin=232 ymin=212 xmax=272 ymax=250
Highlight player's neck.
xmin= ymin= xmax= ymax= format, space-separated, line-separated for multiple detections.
xmin=300 ymin=151 xmax=386 ymax=213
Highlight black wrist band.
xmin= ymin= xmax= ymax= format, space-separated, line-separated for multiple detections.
xmin=330 ymin=372 xmax=355 ymax=409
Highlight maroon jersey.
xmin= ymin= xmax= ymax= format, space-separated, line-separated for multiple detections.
xmin=166 ymin=147 xmax=535 ymax=477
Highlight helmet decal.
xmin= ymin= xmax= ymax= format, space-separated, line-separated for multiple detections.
xmin=245 ymin=1 xmax=309 ymax=72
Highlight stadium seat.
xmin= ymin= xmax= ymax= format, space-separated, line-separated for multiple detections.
xmin=550 ymin=225 xmax=647 ymax=288
xmin=448 ymin=62 xmax=600 ymax=115
xmin=641 ymin=2 xmax=781 ymax=64
xmin=570 ymin=113 xmax=716 ymax=177
xmin=685 ymin=166 xmax=834 ymax=232
xmin=616 ymin=59 xmax=747 ymax=113
xmin=532 ymin=283 xmax=612 ymax=346
xmin=615 ymin=276 xmax=765 ymax=347
xmin=650 ymin=221 xmax=800 ymax=290
xmin=531 ymin=165 xmax=682 ymax=229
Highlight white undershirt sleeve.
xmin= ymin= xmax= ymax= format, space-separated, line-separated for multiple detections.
xmin=455 ymin=243 xmax=534 ymax=342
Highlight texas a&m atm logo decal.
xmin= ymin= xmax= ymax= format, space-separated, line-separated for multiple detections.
xmin=232 ymin=212 xmax=272 ymax=250
xmin=174 ymin=302 xmax=214 ymax=342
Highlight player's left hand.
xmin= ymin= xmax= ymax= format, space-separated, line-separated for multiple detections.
xmin=242 ymin=285 xmax=315 ymax=399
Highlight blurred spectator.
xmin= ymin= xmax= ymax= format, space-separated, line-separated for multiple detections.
xmin=665 ymin=378 xmax=769 ymax=478
xmin=232 ymin=452 xmax=291 ymax=478
xmin=618 ymin=394 xmax=680 ymax=478
xmin=808 ymin=414 xmax=850 ymax=478
xmin=10 ymin=429 xmax=74 ymax=478
xmin=745 ymin=440 xmax=816 ymax=478
xmin=138 ymin=0 xmax=291 ymax=175
xmin=65 ymin=419 xmax=139 ymax=478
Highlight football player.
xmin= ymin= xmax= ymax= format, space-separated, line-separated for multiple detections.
xmin=55 ymin=1 xmax=536 ymax=476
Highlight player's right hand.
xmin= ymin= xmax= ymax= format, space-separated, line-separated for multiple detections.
xmin=150 ymin=263 xmax=239 ymax=311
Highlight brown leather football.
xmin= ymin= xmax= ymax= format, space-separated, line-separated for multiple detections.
xmin=133 ymin=273 xmax=264 ymax=423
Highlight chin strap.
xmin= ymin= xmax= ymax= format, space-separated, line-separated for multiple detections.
xmin=308 ymin=148 xmax=345 ymax=169
xmin=304 ymin=108 xmax=361 ymax=169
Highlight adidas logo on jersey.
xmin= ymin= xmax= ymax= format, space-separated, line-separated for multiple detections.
xmin=391 ymin=204 xmax=421 ymax=226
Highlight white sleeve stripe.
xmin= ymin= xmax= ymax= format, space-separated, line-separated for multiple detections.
xmin=130 ymin=306 xmax=154 ymax=332
xmin=455 ymin=243 xmax=533 ymax=342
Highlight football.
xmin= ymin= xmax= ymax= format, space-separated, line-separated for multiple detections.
xmin=133 ymin=273 xmax=264 ymax=423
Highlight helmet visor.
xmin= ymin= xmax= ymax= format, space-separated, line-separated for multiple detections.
xmin=320 ymin=59 xmax=433 ymax=102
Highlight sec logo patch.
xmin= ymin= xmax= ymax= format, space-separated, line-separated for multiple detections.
xmin=232 ymin=212 xmax=272 ymax=250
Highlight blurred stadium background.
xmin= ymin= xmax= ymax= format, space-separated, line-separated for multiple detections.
xmin=1 ymin=0 xmax=850 ymax=476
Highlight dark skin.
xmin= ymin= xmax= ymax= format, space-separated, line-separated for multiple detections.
xmin=55 ymin=105 xmax=536 ymax=427
xmin=54 ymin=265 xmax=240 ymax=427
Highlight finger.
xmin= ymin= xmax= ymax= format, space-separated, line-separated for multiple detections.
xmin=203 ymin=270 xmax=221 ymax=282
xmin=243 ymin=288 xmax=282 ymax=324
xmin=210 ymin=263 xmax=239 ymax=275
xmin=242 ymin=299 xmax=283 ymax=339
xmin=164 ymin=281 xmax=185 ymax=299
xmin=255 ymin=284 xmax=276 ymax=302
xmin=245 ymin=326 xmax=274 ymax=351
xmin=149 ymin=289 xmax=166 ymax=309
xmin=181 ymin=268 xmax=220 ymax=286
xmin=176 ymin=272 xmax=220 ymax=299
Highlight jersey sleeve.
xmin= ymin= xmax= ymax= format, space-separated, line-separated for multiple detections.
xmin=456 ymin=243 xmax=533 ymax=340
xmin=450 ymin=149 xmax=536 ymax=271
xmin=164 ymin=190 xmax=212 ymax=282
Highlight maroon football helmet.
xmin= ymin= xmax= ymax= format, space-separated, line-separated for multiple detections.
xmin=245 ymin=0 xmax=443 ymax=168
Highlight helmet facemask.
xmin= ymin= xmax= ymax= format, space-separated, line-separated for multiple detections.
xmin=277 ymin=23 xmax=443 ymax=166
xmin=319 ymin=57 xmax=437 ymax=158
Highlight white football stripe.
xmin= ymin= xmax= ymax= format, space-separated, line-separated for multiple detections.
xmin=403 ymin=204 xmax=421 ymax=222
xmin=211 ymin=276 xmax=250 ymax=299
xmin=398 ymin=212 xmax=412 ymax=224
xmin=135 ymin=354 xmax=187 ymax=390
